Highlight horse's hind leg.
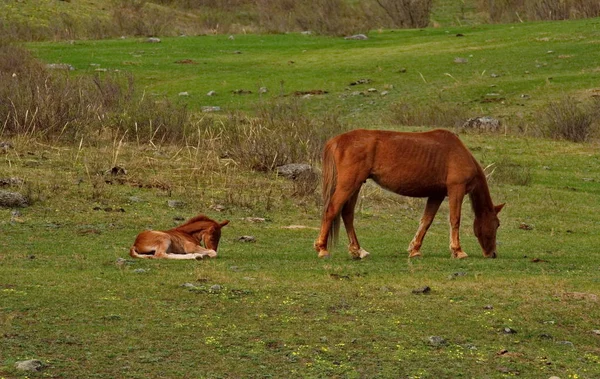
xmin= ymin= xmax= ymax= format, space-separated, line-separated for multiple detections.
xmin=342 ymin=189 xmax=369 ymax=259
xmin=315 ymin=183 xmax=364 ymax=258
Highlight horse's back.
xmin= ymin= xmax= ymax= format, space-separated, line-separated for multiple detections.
xmin=325 ymin=129 xmax=479 ymax=197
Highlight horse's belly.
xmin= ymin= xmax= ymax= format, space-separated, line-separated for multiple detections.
xmin=372 ymin=176 xmax=446 ymax=198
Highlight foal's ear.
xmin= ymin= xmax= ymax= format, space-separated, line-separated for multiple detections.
xmin=494 ymin=203 xmax=506 ymax=213
xmin=220 ymin=220 xmax=230 ymax=227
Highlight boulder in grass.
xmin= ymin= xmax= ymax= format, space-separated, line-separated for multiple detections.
xmin=15 ymin=359 xmax=45 ymax=372
xmin=463 ymin=116 xmax=501 ymax=132
xmin=0 ymin=190 xmax=28 ymax=208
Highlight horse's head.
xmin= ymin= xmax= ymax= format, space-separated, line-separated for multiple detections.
xmin=473 ymin=203 xmax=504 ymax=258
xmin=195 ymin=219 xmax=230 ymax=251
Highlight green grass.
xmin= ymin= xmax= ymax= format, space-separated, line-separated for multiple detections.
xmin=1 ymin=132 xmax=600 ymax=378
xmin=2 ymin=15 xmax=600 ymax=379
xmin=25 ymin=18 xmax=600 ymax=127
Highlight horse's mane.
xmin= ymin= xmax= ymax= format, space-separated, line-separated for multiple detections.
xmin=469 ymin=163 xmax=495 ymax=217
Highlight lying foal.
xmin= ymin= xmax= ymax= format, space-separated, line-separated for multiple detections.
xmin=130 ymin=215 xmax=229 ymax=260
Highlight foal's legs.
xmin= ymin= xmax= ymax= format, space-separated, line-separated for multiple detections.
xmin=408 ymin=195 xmax=443 ymax=258
xmin=448 ymin=185 xmax=468 ymax=259
xmin=341 ymin=189 xmax=370 ymax=259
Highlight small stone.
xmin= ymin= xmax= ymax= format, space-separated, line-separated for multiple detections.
xmin=133 ymin=268 xmax=148 ymax=274
xmin=503 ymin=327 xmax=517 ymax=334
xmin=181 ymin=283 xmax=197 ymax=289
xmin=115 ymin=258 xmax=127 ymax=266
xmin=412 ymin=286 xmax=431 ymax=294
xmin=167 ymin=200 xmax=185 ymax=208
xmin=210 ymin=284 xmax=222 ymax=293
xmin=592 ymin=330 xmax=600 ymax=335
xmin=244 ymin=217 xmax=265 ymax=223
xmin=210 ymin=204 xmax=226 ymax=212
xmin=344 ymin=34 xmax=368 ymax=40
xmin=146 ymin=37 xmax=161 ymax=43
xmin=483 ymin=304 xmax=494 ymax=310
xmin=202 ymin=106 xmax=221 ymax=113
xmin=207 ymin=90 xmax=217 ymax=96
xmin=556 ymin=340 xmax=574 ymax=348
xmin=428 ymin=336 xmax=446 ymax=347
xmin=178 ymin=91 xmax=189 ymax=97
xmin=259 ymin=87 xmax=268 ymax=94
xmin=237 ymin=235 xmax=256 ymax=243
xmin=15 ymin=359 xmax=44 ymax=372
xmin=454 ymin=57 xmax=468 ymax=64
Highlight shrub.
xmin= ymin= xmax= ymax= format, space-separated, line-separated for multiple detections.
xmin=372 ymin=0 xmax=433 ymax=28
xmin=538 ymin=96 xmax=597 ymax=142
xmin=203 ymin=100 xmax=348 ymax=172
xmin=0 ymin=42 xmax=190 ymax=143
xmin=478 ymin=0 xmax=600 ymax=23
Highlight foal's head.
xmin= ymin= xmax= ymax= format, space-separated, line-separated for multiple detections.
xmin=473 ymin=203 xmax=505 ymax=258
xmin=194 ymin=219 xmax=230 ymax=251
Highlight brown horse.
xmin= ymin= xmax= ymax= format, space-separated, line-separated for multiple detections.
xmin=130 ymin=215 xmax=229 ymax=260
xmin=314 ymin=129 xmax=504 ymax=259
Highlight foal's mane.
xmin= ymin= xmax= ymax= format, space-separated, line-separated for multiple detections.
xmin=182 ymin=215 xmax=213 ymax=225
xmin=172 ymin=215 xmax=216 ymax=234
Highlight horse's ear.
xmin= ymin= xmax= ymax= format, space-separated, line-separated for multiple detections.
xmin=495 ymin=203 xmax=505 ymax=214
xmin=220 ymin=220 xmax=230 ymax=227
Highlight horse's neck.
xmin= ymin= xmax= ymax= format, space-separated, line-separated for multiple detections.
xmin=469 ymin=174 xmax=494 ymax=216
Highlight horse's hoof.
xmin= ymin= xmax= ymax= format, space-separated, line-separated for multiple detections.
xmin=408 ymin=251 xmax=422 ymax=258
xmin=318 ymin=250 xmax=330 ymax=259
xmin=350 ymin=248 xmax=370 ymax=260
xmin=452 ymin=251 xmax=469 ymax=259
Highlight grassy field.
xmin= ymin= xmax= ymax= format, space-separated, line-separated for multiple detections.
xmin=25 ymin=17 xmax=600 ymax=128
xmin=2 ymin=16 xmax=600 ymax=379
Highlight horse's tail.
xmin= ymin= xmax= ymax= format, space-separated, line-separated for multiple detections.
xmin=322 ymin=141 xmax=340 ymax=250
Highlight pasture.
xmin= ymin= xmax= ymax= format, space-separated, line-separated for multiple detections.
xmin=2 ymin=17 xmax=600 ymax=378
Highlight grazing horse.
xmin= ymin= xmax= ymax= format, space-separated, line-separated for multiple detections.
xmin=314 ymin=129 xmax=504 ymax=259
xmin=130 ymin=215 xmax=229 ymax=260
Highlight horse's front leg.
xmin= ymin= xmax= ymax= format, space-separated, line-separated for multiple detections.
xmin=448 ymin=185 xmax=468 ymax=259
xmin=408 ymin=196 xmax=443 ymax=258
xmin=342 ymin=190 xmax=369 ymax=259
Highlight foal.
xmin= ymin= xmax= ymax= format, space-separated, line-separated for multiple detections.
xmin=130 ymin=215 xmax=229 ymax=260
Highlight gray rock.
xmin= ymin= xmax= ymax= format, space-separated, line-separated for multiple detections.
xmin=202 ymin=106 xmax=221 ymax=112
xmin=462 ymin=116 xmax=501 ymax=132
xmin=167 ymin=200 xmax=185 ymax=208
xmin=412 ymin=286 xmax=431 ymax=294
xmin=428 ymin=336 xmax=447 ymax=347
xmin=146 ymin=37 xmax=161 ymax=43
xmin=276 ymin=163 xmax=313 ymax=180
xmin=15 ymin=359 xmax=45 ymax=372
xmin=0 ymin=190 xmax=28 ymax=208
xmin=46 ymin=63 xmax=75 ymax=70
xmin=0 ymin=177 xmax=24 ymax=186
xmin=237 ymin=235 xmax=256 ymax=243
xmin=344 ymin=34 xmax=368 ymax=40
